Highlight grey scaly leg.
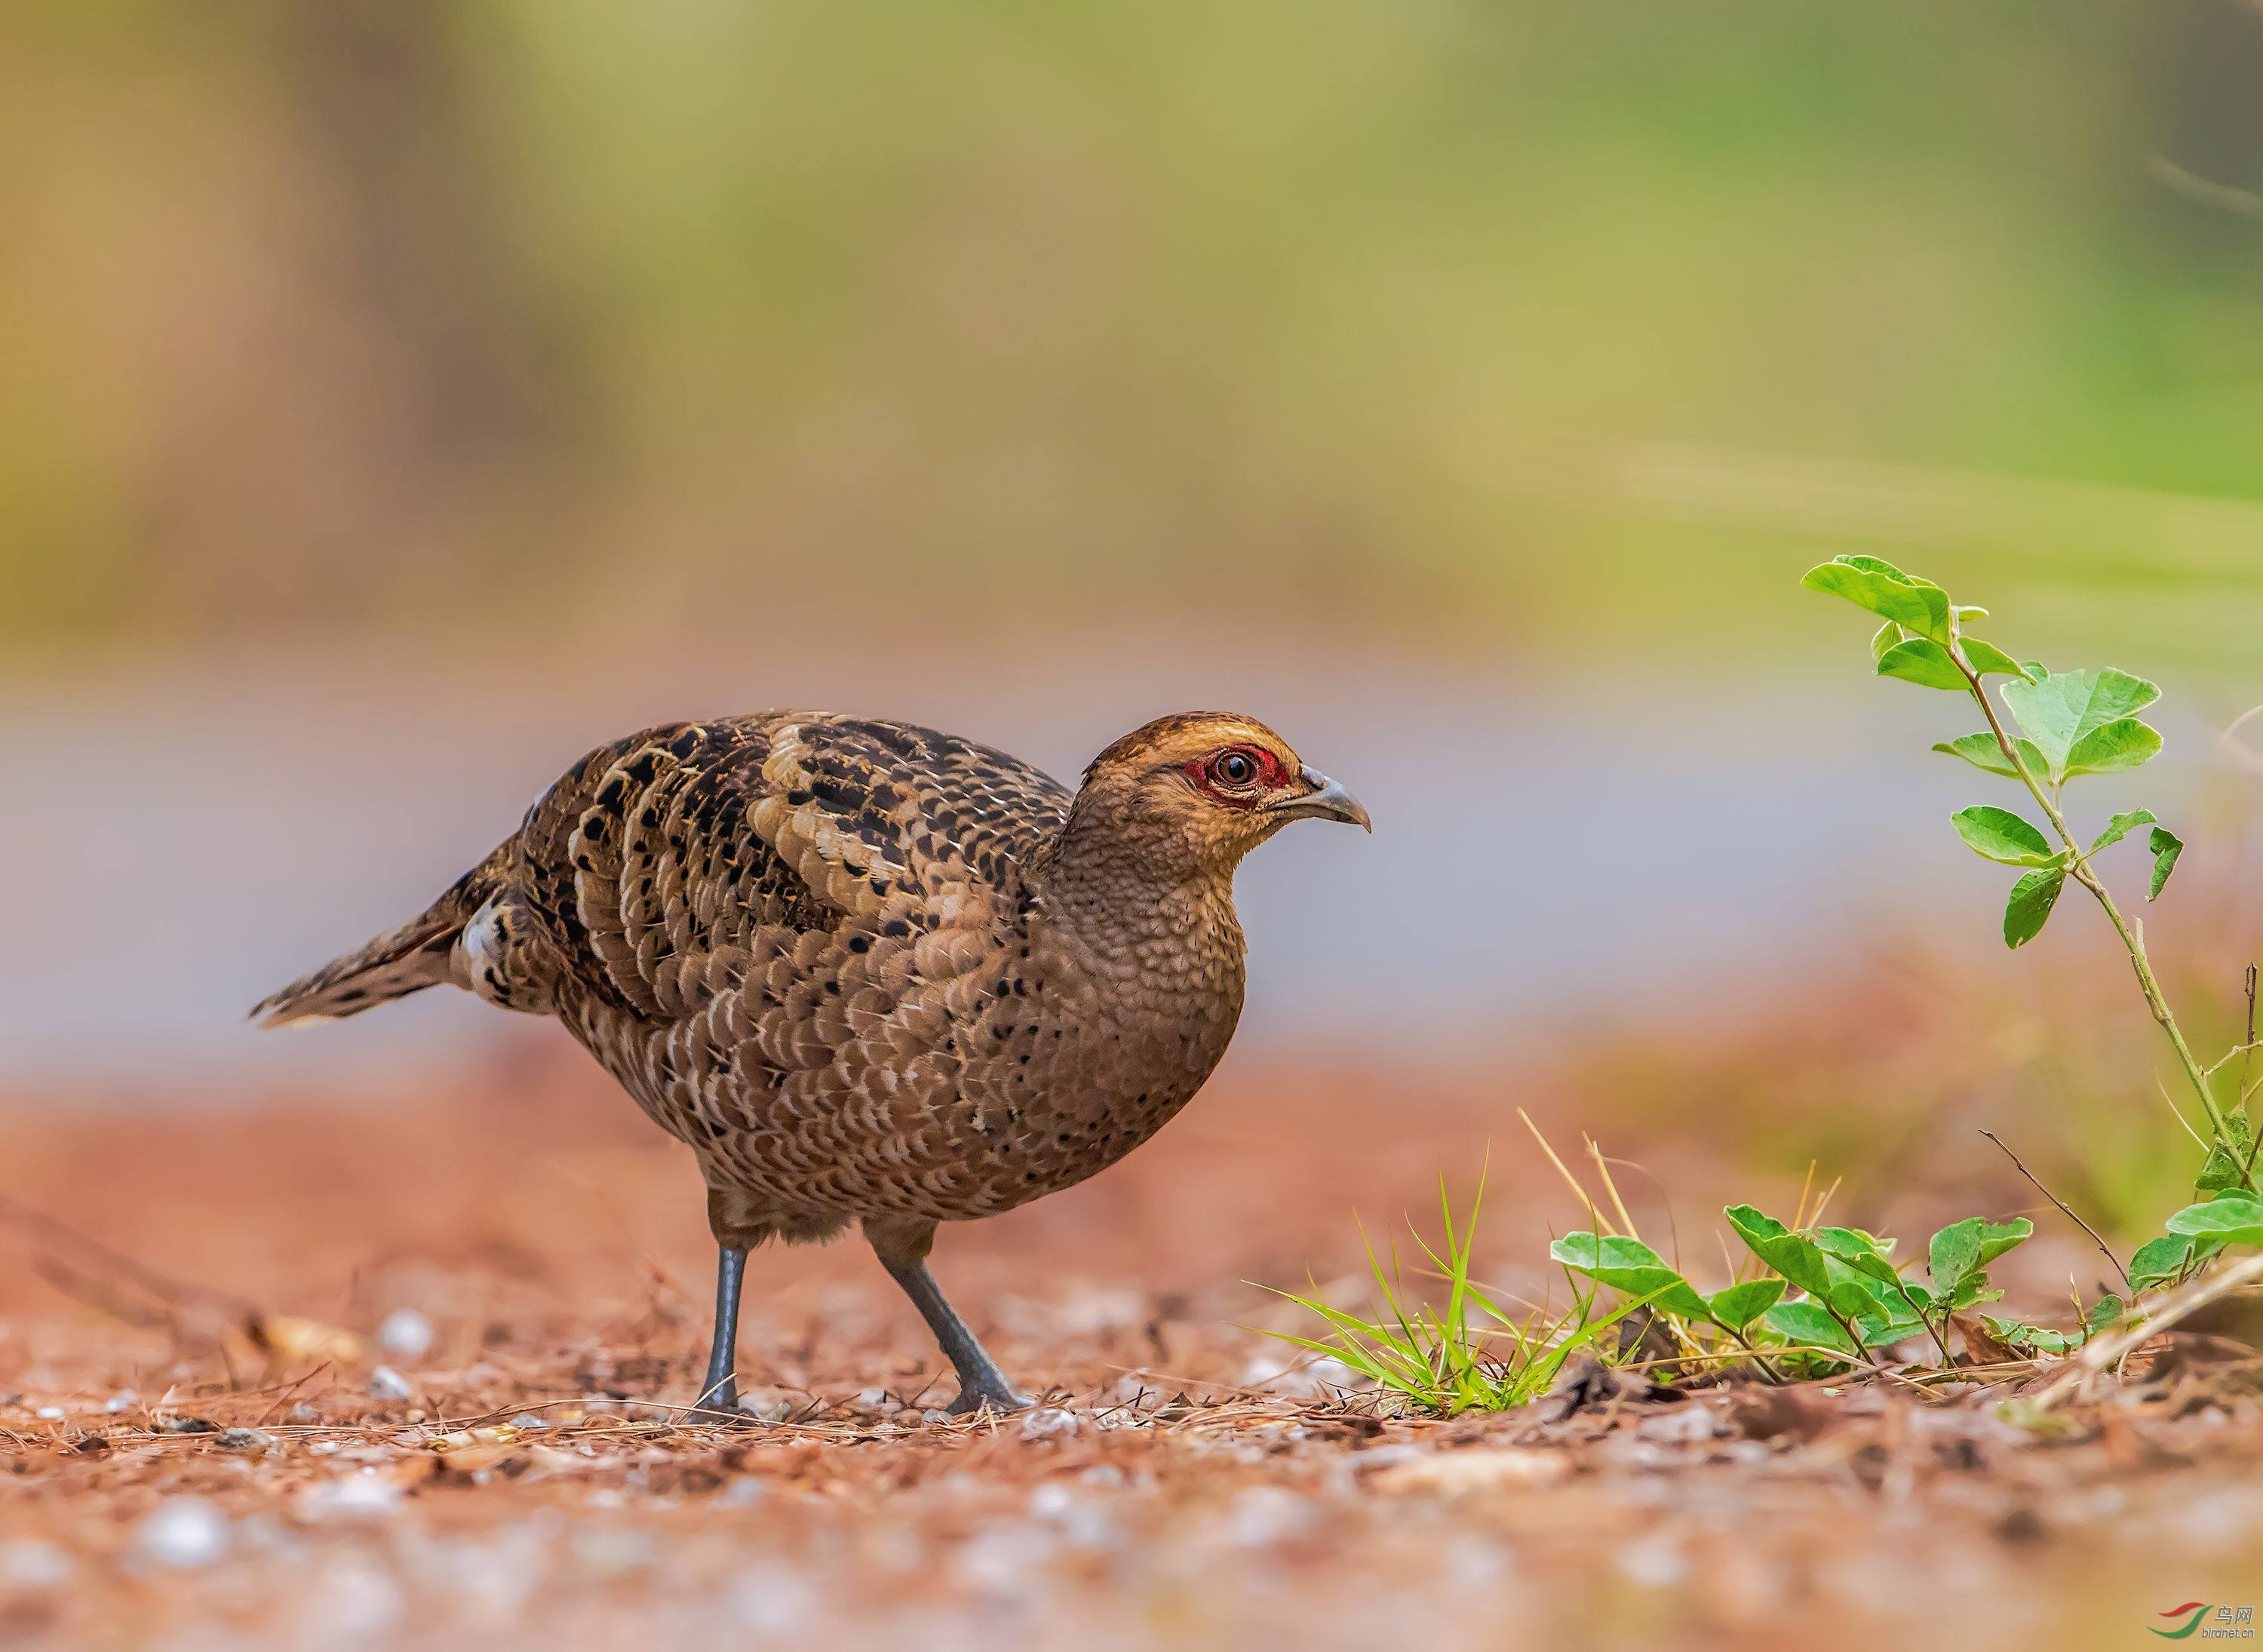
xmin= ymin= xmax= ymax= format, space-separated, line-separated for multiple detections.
xmin=696 ymin=1245 xmax=747 ymax=1416
xmin=865 ymin=1218 xmax=1028 ymax=1414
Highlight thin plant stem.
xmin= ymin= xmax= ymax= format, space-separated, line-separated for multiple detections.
xmin=1978 ymin=1129 xmax=2133 ymax=1294
xmin=1951 ymin=643 xmax=2247 ymax=1184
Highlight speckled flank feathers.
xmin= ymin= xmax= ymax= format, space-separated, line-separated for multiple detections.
xmin=256 ymin=710 xmax=1368 ymax=1405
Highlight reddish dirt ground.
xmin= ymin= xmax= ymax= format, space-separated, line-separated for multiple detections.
xmin=0 ymin=1034 xmax=2258 ymax=1649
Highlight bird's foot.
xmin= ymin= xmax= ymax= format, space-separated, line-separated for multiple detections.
xmin=945 ymin=1375 xmax=1031 ymax=1416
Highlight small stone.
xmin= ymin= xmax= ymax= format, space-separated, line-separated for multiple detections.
xmin=32 ymin=1407 xmax=63 ymax=1421
xmin=376 ymin=1309 xmax=434 ymax=1361
xmin=134 ymin=1499 xmax=229 ymax=1569
xmin=160 ymin=1416 xmax=220 ymax=1435
xmin=367 ymin=1366 xmax=414 ymax=1402
xmin=103 ymin=1390 xmax=138 ymax=1414
xmin=216 ymin=1427 xmax=275 ymax=1453
xmin=1018 ymin=1407 xmax=1080 ymax=1441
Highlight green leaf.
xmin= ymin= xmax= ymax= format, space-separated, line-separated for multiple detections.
xmin=2000 ymin=667 xmax=2161 ymax=774
xmin=1706 ymin=1278 xmax=1786 ymax=1331
xmin=1801 ymin=557 xmax=1951 ymax=643
xmin=1933 ymin=732 xmax=2050 ymax=781
xmin=1960 ymin=639 xmax=2026 ymax=678
xmin=1547 ymin=1233 xmax=1712 ymax=1319
xmin=1982 ymin=1316 xmax=2078 ymax=1356
xmin=1947 ymin=1272 xmax=2004 ymax=1312
xmin=1875 ymin=638 xmax=1970 ymax=691
xmin=1761 ymin=1300 xmax=1854 ymax=1353
xmin=2062 ymin=719 xmax=2161 ymax=778
xmin=2004 ymin=867 xmax=2065 ymax=949
xmin=1813 ymin=1227 xmax=1902 ymax=1282
xmin=1927 ymin=1217 xmax=2033 ymax=1296
xmin=1869 ymin=621 xmax=1902 ymax=664
xmin=2194 ymin=1116 xmax=2252 ymax=1195
xmin=2148 ymin=827 xmax=2184 ymax=901
xmin=1954 ymin=605 xmax=1989 ymax=622
xmin=2090 ymin=809 xmax=2157 ymax=854
xmin=1724 ymin=1205 xmax=1833 ymax=1297
xmin=1853 ymin=1307 xmax=1927 ymax=1347
xmin=2128 ymin=1234 xmax=2194 ymax=1291
xmin=2166 ymin=1196 xmax=2263 ymax=1246
xmin=2086 ymin=1294 xmax=2126 ymax=1333
xmin=1950 ymin=806 xmax=2059 ymax=867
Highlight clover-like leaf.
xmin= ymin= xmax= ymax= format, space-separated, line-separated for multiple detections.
xmin=1933 ymin=732 xmax=2050 ymax=781
xmin=1724 ymin=1205 xmax=1833 ymax=1297
xmin=1761 ymin=1300 xmax=1855 ymax=1354
xmin=2166 ymin=1196 xmax=2263 ymax=1247
xmin=1951 ymin=806 xmax=2059 ymax=867
xmin=1801 ymin=557 xmax=1951 ymax=643
xmin=1960 ymin=639 xmax=2026 ymax=678
xmin=2004 ymin=867 xmax=2065 ymax=949
xmin=1706 ymin=1278 xmax=1786 ymax=1331
xmin=2000 ymin=667 xmax=2160 ymax=774
xmin=2149 ymin=826 xmax=2184 ymax=901
xmin=1876 ymin=637 xmax=1969 ymax=691
xmin=2063 ymin=719 xmax=2162 ymax=779
xmin=1548 ymin=1233 xmax=1712 ymax=1319
xmin=1927 ymin=1217 xmax=2032 ymax=1296
xmin=2086 ymin=1294 xmax=2126 ymax=1333
xmin=1813 ymin=1227 xmax=1900 ymax=1282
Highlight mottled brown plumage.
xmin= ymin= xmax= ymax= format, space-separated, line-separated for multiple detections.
xmin=256 ymin=710 xmax=1367 ymax=1411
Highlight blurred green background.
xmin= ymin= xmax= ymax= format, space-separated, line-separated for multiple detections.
xmin=7 ymin=0 xmax=2263 ymax=669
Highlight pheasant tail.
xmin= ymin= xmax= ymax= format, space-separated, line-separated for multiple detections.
xmin=250 ymin=846 xmax=510 ymax=1027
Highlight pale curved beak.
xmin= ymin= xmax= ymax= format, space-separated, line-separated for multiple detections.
xmin=1267 ymin=765 xmax=1371 ymax=831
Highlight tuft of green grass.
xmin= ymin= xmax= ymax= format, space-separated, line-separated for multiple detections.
xmin=1259 ymin=1167 xmax=1650 ymax=1417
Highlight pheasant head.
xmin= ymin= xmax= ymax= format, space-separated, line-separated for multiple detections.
xmin=1049 ymin=711 xmax=1370 ymax=889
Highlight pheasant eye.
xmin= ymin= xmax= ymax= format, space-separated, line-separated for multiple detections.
xmin=1212 ymin=751 xmax=1259 ymax=787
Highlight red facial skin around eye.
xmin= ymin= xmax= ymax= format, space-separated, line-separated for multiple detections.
xmin=1181 ymin=745 xmax=1290 ymax=808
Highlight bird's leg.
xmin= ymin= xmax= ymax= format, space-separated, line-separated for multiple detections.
xmin=695 ymin=1245 xmax=748 ymax=1418
xmin=864 ymin=1218 xmax=1028 ymax=1414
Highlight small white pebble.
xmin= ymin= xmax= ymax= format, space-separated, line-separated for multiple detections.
xmin=376 ymin=1309 xmax=434 ymax=1361
xmin=215 ymin=1427 xmax=275 ymax=1454
xmin=308 ymin=1440 xmax=339 ymax=1456
xmin=134 ymin=1498 xmax=229 ymax=1569
xmin=32 ymin=1407 xmax=63 ymax=1422
xmin=103 ymin=1390 xmax=138 ymax=1414
xmin=367 ymin=1366 xmax=413 ymax=1402
xmin=1019 ymin=1407 xmax=1080 ymax=1441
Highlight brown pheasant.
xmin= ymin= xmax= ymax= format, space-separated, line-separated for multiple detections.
xmin=254 ymin=711 xmax=1368 ymax=1414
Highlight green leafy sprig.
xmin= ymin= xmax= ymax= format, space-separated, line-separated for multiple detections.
xmin=1804 ymin=555 xmax=2246 ymax=1187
